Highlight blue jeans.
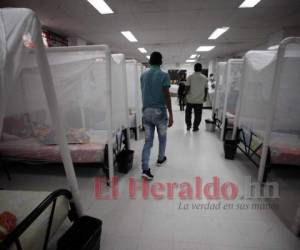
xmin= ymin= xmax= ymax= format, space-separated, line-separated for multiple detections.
xmin=142 ymin=107 xmax=168 ymax=171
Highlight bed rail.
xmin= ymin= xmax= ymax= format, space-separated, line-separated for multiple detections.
xmin=236 ymin=127 xmax=272 ymax=182
xmin=0 ymin=189 xmax=77 ymax=250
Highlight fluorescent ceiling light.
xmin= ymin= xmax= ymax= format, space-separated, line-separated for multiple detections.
xmin=190 ymin=54 xmax=197 ymax=59
xmin=268 ymin=44 xmax=279 ymax=50
xmin=87 ymin=0 xmax=114 ymax=14
xmin=146 ymin=55 xmax=150 ymax=59
xmin=121 ymin=31 xmax=138 ymax=42
xmin=138 ymin=48 xmax=147 ymax=53
xmin=186 ymin=59 xmax=196 ymax=63
xmin=196 ymin=46 xmax=215 ymax=52
xmin=209 ymin=27 xmax=229 ymax=40
xmin=239 ymin=0 xmax=261 ymax=8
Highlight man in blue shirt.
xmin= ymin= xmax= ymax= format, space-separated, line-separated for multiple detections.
xmin=140 ymin=52 xmax=173 ymax=180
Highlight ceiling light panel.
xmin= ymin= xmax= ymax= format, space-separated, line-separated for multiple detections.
xmin=138 ymin=48 xmax=147 ymax=53
xmin=196 ymin=46 xmax=215 ymax=52
xmin=186 ymin=59 xmax=196 ymax=63
xmin=121 ymin=31 xmax=138 ymax=42
xmin=239 ymin=0 xmax=261 ymax=8
xmin=87 ymin=0 xmax=114 ymax=14
xmin=208 ymin=27 xmax=229 ymax=40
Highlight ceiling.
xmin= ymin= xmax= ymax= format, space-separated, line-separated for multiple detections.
xmin=1 ymin=0 xmax=300 ymax=64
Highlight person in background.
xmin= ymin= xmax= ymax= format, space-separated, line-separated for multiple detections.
xmin=140 ymin=51 xmax=173 ymax=180
xmin=208 ymin=73 xmax=216 ymax=107
xmin=185 ymin=63 xmax=208 ymax=132
xmin=177 ymin=75 xmax=186 ymax=111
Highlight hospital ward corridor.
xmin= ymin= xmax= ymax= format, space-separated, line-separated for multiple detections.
xmin=1 ymin=102 xmax=300 ymax=250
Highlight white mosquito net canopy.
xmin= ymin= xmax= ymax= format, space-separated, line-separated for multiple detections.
xmin=220 ymin=59 xmax=243 ymax=139
xmin=271 ymin=41 xmax=300 ymax=134
xmin=126 ymin=60 xmax=143 ymax=128
xmin=111 ymin=54 xmax=129 ymax=131
xmin=44 ymin=48 xmax=128 ymax=135
xmin=213 ymin=62 xmax=227 ymax=121
xmin=223 ymin=59 xmax=243 ymax=116
xmin=46 ymin=46 xmax=110 ymax=132
xmin=0 ymin=8 xmax=82 ymax=213
xmin=235 ymin=38 xmax=300 ymax=182
xmin=9 ymin=46 xmax=129 ymax=146
xmin=237 ymin=50 xmax=277 ymax=134
xmin=28 ymin=48 xmax=129 ymax=181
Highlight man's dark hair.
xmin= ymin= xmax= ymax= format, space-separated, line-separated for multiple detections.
xmin=194 ymin=63 xmax=202 ymax=72
xmin=150 ymin=51 xmax=163 ymax=66
xmin=209 ymin=73 xmax=214 ymax=77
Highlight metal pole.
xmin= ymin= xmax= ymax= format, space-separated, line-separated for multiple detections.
xmin=34 ymin=19 xmax=83 ymax=215
xmin=106 ymin=50 xmax=114 ymax=184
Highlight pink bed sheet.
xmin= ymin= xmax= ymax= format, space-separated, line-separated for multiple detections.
xmin=0 ymin=138 xmax=105 ymax=163
xmin=270 ymin=133 xmax=300 ymax=166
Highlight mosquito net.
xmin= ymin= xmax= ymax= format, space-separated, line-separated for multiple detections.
xmin=224 ymin=59 xmax=243 ymax=116
xmin=0 ymin=8 xmax=45 ymax=137
xmin=214 ymin=62 xmax=227 ymax=121
xmin=0 ymin=8 xmax=82 ymax=213
xmin=238 ymin=50 xmax=277 ymax=134
xmin=126 ymin=60 xmax=143 ymax=128
xmin=126 ymin=60 xmax=138 ymax=113
xmin=111 ymin=54 xmax=129 ymax=131
xmin=1 ymin=37 xmax=129 ymax=164
xmin=0 ymin=9 xmax=77 ymax=161
xmin=46 ymin=49 xmax=128 ymax=133
xmin=46 ymin=47 xmax=109 ymax=132
xmin=271 ymin=42 xmax=300 ymax=134
xmin=238 ymin=40 xmax=300 ymax=137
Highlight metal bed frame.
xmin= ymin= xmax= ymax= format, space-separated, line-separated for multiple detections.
xmin=0 ymin=189 xmax=77 ymax=250
xmin=232 ymin=37 xmax=300 ymax=183
xmin=0 ymin=128 xmax=129 ymax=185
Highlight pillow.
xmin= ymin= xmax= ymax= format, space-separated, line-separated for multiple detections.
xmin=3 ymin=114 xmax=33 ymax=138
xmin=1 ymin=133 xmax=21 ymax=141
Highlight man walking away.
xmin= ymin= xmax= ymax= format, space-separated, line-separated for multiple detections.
xmin=141 ymin=52 xmax=173 ymax=180
xmin=185 ymin=63 xmax=208 ymax=132
xmin=177 ymin=76 xmax=186 ymax=111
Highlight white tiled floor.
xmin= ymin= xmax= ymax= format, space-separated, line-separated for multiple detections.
xmin=1 ymin=101 xmax=300 ymax=250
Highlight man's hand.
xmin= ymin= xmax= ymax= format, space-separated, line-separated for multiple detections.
xmin=163 ymin=88 xmax=173 ymax=128
xmin=168 ymin=115 xmax=173 ymax=128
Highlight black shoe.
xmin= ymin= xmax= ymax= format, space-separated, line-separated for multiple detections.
xmin=187 ymin=127 xmax=191 ymax=131
xmin=142 ymin=169 xmax=154 ymax=180
xmin=193 ymin=127 xmax=199 ymax=132
xmin=157 ymin=156 xmax=167 ymax=166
